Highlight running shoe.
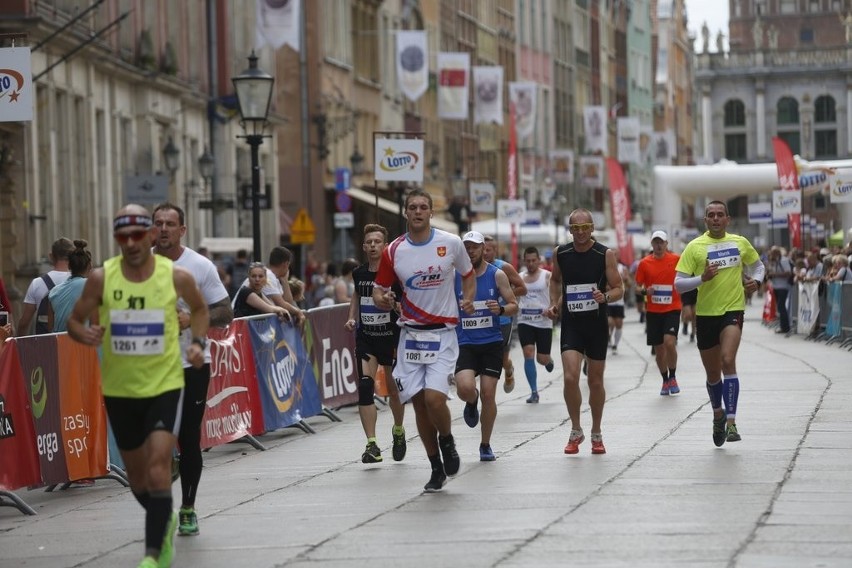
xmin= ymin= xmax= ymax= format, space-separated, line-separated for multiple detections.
xmin=563 ymin=429 xmax=585 ymax=454
xmin=689 ymin=333 xmax=695 ymax=343
xmin=158 ymin=510 xmax=177 ymax=568
xmin=439 ymin=434 xmax=460 ymax=476
xmin=668 ymin=377 xmax=680 ymax=395
xmin=526 ymin=392 xmax=539 ymax=404
xmin=590 ymin=433 xmax=606 ymax=455
xmin=178 ymin=507 xmax=199 ymax=536
xmin=545 ymin=360 xmax=554 ymax=373
xmin=503 ymin=366 xmax=515 ymax=393
xmin=660 ymin=379 xmax=670 ymax=396
xmin=726 ymin=423 xmax=742 ymax=442
xmin=611 ymin=344 xmax=618 ymax=354
xmin=423 ymin=467 xmax=447 ymax=492
xmin=361 ymin=441 xmax=383 ymax=463
xmin=138 ymin=557 xmax=158 ymax=568
xmin=463 ymin=390 xmax=480 ymax=428
xmin=682 ymin=323 xmax=688 ymax=336
xmin=713 ymin=412 xmax=727 ymax=447
xmin=391 ymin=426 xmax=407 ymax=461
xmin=479 ymin=444 xmax=496 ymax=462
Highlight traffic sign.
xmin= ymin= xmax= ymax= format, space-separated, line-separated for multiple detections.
xmin=290 ymin=207 xmax=316 ymax=244
xmin=334 ymin=212 xmax=354 ymax=228
xmin=335 ymin=191 xmax=352 ymax=213
xmin=335 ymin=167 xmax=351 ymax=191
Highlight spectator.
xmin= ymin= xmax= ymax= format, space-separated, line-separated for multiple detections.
xmin=766 ymin=246 xmax=793 ymax=334
xmin=227 ymin=249 xmax=250 ymax=299
xmin=47 ymin=239 xmax=93 ymax=332
xmin=18 ymin=237 xmax=74 ymax=335
xmin=233 ymin=262 xmax=290 ymax=320
xmin=827 ymin=255 xmax=851 ymax=282
xmin=334 ymin=258 xmax=358 ymax=304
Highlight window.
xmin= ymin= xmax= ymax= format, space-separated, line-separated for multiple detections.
xmin=324 ymin=0 xmax=352 ymax=65
xmin=352 ymin=3 xmax=379 ymax=83
xmin=777 ymin=131 xmax=801 ymax=155
xmin=755 ymin=0 xmax=766 ymax=15
xmin=815 ymin=96 xmax=836 ymax=123
xmin=780 ymin=0 xmax=796 ymax=13
xmin=724 ymin=134 xmax=747 ymax=161
xmin=808 ymin=0 xmax=820 ymax=12
xmin=800 ymin=28 xmax=814 ymax=43
xmin=724 ymin=99 xmax=746 ymax=127
xmin=777 ymin=97 xmax=799 ymax=125
xmin=815 ymin=130 xmax=837 ymax=157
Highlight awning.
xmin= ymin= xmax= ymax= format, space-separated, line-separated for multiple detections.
xmin=347 ymin=187 xmax=459 ymax=233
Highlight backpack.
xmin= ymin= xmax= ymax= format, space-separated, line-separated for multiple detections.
xmin=35 ymin=274 xmax=56 ymax=334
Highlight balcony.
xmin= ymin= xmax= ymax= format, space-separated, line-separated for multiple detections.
xmin=696 ymin=47 xmax=852 ymax=77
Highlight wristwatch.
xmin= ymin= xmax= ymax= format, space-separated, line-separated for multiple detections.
xmin=498 ymin=306 xmax=505 ymax=315
xmin=192 ymin=337 xmax=208 ymax=350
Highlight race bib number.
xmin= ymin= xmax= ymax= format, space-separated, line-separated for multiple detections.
xmin=564 ymin=284 xmax=597 ymax=313
xmin=519 ymin=307 xmax=544 ymax=323
xmin=650 ymin=284 xmax=673 ymax=305
xmin=402 ymin=331 xmax=440 ymax=364
xmin=707 ymin=242 xmax=741 ymax=270
xmin=360 ymin=296 xmax=390 ymax=325
xmin=461 ymin=300 xmax=494 ymax=330
xmin=110 ymin=309 xmax=165 ymax=355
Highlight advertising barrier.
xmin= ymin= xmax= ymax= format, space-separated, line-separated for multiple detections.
xmin=0 ymin=341 xmax=41 ymax=491
xmin=825 ymin=282 xmax=843 ymax=339
xmin=306 ymin=304 xmax=359 ymax=409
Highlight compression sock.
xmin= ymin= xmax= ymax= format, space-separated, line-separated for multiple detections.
xmin=612 ymin=328 xmax=622 ymax=347
xmin=524 ymin=358 xmax=538 ymax=393
xmin=145 ymin=490 xmax=172 ymax=555
xmin=706 ymin=380 xmax=724 ymax=410
xmin=132 ymin=490 xmax=150 ymax=510
xmin=723 ymin=374 xmax=739 ymax=419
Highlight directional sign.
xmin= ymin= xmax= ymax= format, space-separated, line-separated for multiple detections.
xmin=290 ymin=207 xmax=316 ymax=245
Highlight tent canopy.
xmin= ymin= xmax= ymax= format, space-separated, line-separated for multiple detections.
xmin=828 ymin=230 xmax=845 ymax=246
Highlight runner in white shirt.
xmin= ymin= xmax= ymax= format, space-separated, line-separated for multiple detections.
xmin=517 ymin=247 xmax=554 ymax=403
xmin=373 ymin=189 xmax=476 ymax=492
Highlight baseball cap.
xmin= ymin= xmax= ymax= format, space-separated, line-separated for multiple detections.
xmin=819 ymin=248 xmax=830 ymax=257
xmin=462 ymin=231 xmax=485 ymax=244
xmin=651 ymin=230 xmax=668 ymax=242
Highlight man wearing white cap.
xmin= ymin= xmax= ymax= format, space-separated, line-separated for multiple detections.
xmin=635 ymin=231 xmax=683 ymax=396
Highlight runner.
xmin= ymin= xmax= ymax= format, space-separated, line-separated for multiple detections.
xmin=517 ymin=246 xmax=554 ymax=403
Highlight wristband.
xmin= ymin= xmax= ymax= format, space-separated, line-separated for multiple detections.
xmin=192 ymin=337 xmax=207 ymax=350
xmin=498 ymin=306 xmax=505 ymax=315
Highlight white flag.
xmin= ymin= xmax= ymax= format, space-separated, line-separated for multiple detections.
xmin=617 ymin=117 xmax=641 ymax=164
xmin=473 ymin=66 xmax=503 ymax=125
xmin=396 ymin=31 xmax=428 ymax=102
xmin=509 ymin=82 xmax=536 ymax=138
xmin=437 ymin=52 xmax=470 ymax=120
xmin=255 ymin=0 xmax=300 ymax=52
xmin=549 ymin=150 xmax=574 ymax=183
xmin=583 ymin=106 xmax=607 ymax=153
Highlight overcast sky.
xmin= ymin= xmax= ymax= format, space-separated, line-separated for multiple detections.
xmin=684 ymin=0 xmax=730 ymax=52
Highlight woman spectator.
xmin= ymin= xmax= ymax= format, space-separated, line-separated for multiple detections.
xmin=827 ymin=255 xmax=851 ymax=282
xmin=233 ymin=262 xmax=290 ymax=320
xmin=47 ymin=239 xmax=93 ymax=332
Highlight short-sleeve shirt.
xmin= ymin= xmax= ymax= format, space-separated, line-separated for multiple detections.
xmin=676 ymin=232 xmax=760 ymax=316
xmin=635 ymin=251 xmax=682 ymax=313
xmin=374 ymin=228 xmax=473 ymax=327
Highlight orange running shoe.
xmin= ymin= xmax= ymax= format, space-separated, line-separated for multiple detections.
xmin=590 ymin=433 xmax=606 ymax=455
xmin=563 ymin=430 xmax=585 ymax=454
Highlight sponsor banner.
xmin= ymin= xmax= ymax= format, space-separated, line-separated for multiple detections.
xmin=437 ymin=52 xmax=470 ymax=120
xmin=651 ymin=130 xmax=675 ymax=163
xmin=825 ymin=282 xmax=842 ymax=338
xmin=549 ymin=150 xmax=574 ymax=183
xmin=306 ymin=304 xmax=359 ymax=409
xmin=772 ymin=189 xmax=801 ymax=216
xmin=583 ymin=106 xmax=607 ymax=153
xmin=772 ymin=137 xmax=802 ymax=249
xmin=473 ymin=66 xmax=503 ymax=125
xmin=829 ymin=167 xmax=852 ymax=203
xmin=762 ymin=284 xmax=776 ymax=323
xmin=396 ymin=30 xmax=428 ymax=102
xmin=373 ymin=138 xmax=424 ymax=182
xmin=255 ymin=0 xmax=300 ymax=51
xmin=606 ymin=158 xmax=635 ymax=267
xmin=497 ymin=199 xmax=526 ymax=223
xmin=748 ymin=202 xmax=772 ymax=224
xmin=617 ymin=117 xmax=641 ymax=164
xmin=247 ymin=316 xmax=322 ymax=432
xmin=55 ymin=336 xmax=109 ymax=482
xmin=469 ymin=181 xmax=496 ymax=214
xmin=16 ymin=335 xmax=68 ymax=485
xmin=509 ymin=82 xmax=536 ymax=138
xmin=797 ymin=281 xmax=820 ymax=335
xmin=0 ymin=341 xmax=41 ymax=491
xmin=0 ymin=47 xmax=34 ymax=122
xmin=579 ymin=156 xmax=604 ymax=187
xmin=202 ymin=321 xmax=265 ymax=448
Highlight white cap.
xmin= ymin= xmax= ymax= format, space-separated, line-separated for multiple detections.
xmin=462 ymin=231 xmax=485 ymax=244
xmin=651 ymin=230 xmax=668 ymax=242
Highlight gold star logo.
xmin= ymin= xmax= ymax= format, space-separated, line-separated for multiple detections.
xmin=384 ymin=147 xmax=395 ymax=157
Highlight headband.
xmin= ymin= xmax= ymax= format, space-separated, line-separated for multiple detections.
xmin=113 ymin=215 xmax=152 ymax=231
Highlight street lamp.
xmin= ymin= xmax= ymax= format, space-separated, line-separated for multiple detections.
xmin=198 ymin=146 xmax=215 ymax=182
xmin=350 ymin=146 xmax=365 ymax=176
xmin=232 ymin=51 xmax=274 ymax=262
xmin=163 ymin=136 xmax=180 ymax=177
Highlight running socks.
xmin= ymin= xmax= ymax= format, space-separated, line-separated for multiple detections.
xmin=524 ymin=358 xmax=538 ymax=393
xmin=133 ymin=490 xmax=150 ymax=510
xmin=668 ymin=367 xmax=676 ymax=379
xmin=145 ymin=490 xmax=173 ymax=555
xmin=612 ymin=328 xmax=622 ymax=347
xmin=706 ymin=380 xmax=724 ymax=410
xmin=723 ymin=375 xmax=739 ymax=419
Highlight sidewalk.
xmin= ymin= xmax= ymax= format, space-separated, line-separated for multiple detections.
xmin=2 ymin=303 xmax=850 ymax=568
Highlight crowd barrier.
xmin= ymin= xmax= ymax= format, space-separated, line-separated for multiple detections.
xmin=763 ymin=281 xmax=852 ymax=349
xmin=0 ymin=303 xmax=361 ymax=515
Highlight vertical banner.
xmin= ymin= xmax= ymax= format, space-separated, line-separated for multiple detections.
xmin=0 ymin=342 xmax=41 ymax=490
xmin=509 ymin=82 xmax=537 ymax=139
xmin=396 ymin=30 xmax=428 ymax=102
xmin=579 ymin=156 xmax=604 ymax=187
xmin=772 ymin=137 xmax=802 ymax=249
xmin=508 ymin=101 xmax=519 ymax=264
xmin=796 ymin=281 xmax=820 ymax=335
xmin=306 ymin=304 xmax=359 ymax=409
xmin=617 ymin=117 xmax=641 ymax=164
xmin=825 ymin=282 xmax=842 ymax=338
xmin=583 ymin=106 xmax=607 ymax=154
xmin=255 ymin=0 xmax=301 ymax=51
xmin=605 ymin=158 xmax=635 ymax=267
xmin=469 ymin=181 xmax=496 ymax=214
xmin=437 ymin=52 xmax=470 ymax=120
xmin=247 ymin=316 xmax=322 ymax=432
xmin=202 ymin=321 xmax=265 ymax=449
xmin=55 ymin=336 xmax=109 ymax=482
xmin=473 ymin=66 xmax=504 ymax=125
xmin=549 ymin=150 xmax=575 ymax=183
xmin=0 ymin=47 xmax=34 ymax=122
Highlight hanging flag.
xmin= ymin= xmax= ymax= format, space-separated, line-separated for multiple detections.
xmin=579 ymin=156 xmax=604 ymax=187
xmin=255 ymin=0 xmax=301 ymax=52
xmin=509 ymin=82 xmax=536 ymax=138
xmin=583 ymin=106 xmax=607 ymax=154
xmin=396 ymin=30 xmax=428 ymax=102
xmin=549 ymin=150 xmax=574 ymax=184
xmin=617 ymin=117 xmax=641 ymax=164
xmin=473 ymin=66 xmax=504 ymax=125
xmin=772 ymin=136 xmax=802 ymax=249
xmin=606 ymin=157 xmax=634 ymax=267
xmin=437 ymin=52 xmax=470 ymax=120
xmin=508 ymin=101 xmax=519 ymax=265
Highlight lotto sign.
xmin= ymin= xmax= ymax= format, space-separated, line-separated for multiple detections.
xmin=829 ymin=167 xmax=852 ymax=203
xmin=497 ymin=199 xmax=526 ymax=223
xmin=0 ymin=47 xmax=34 ymax=122
xmin=469 ymin=182 xmax=496 ymax=213
xmin=374 ymin=138 xmax=425 ymax=182
xmin=772 ymin=190 xmax=801 ymax=215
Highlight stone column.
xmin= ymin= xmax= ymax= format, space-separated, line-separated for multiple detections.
xmin=755 ymin=80 xmax=766 ymax=158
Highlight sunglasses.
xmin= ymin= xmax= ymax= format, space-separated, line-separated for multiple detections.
xmin=569 ymin=223 xmax=594 ymax=232
xmin=114 ymin=229 xmax=150 ymax=244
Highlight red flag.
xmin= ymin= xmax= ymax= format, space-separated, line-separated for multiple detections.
xmin=0 ymin=341 xmax=41 ymax=490
xmin=772 ymin=137 xmax=802 ymax=249
xmin=605 ymin=158 xmax=634 ymax=267
xmin=508 ymin=101 xmax=518 ymax=266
